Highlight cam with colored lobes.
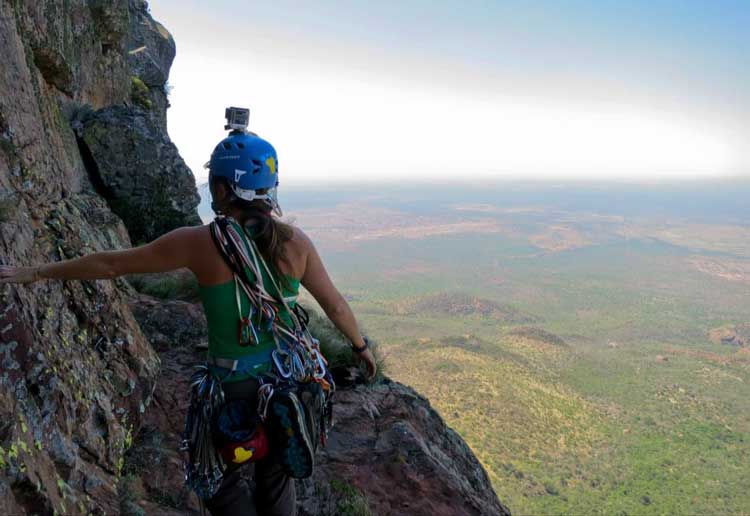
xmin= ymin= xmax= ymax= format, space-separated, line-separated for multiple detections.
xmin=351 ymin=336 xmax=370 ymax=353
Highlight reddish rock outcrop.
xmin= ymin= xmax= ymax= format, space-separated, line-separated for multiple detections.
xmin=298 ymin=380 xmax=510 ymax=516
xmin=125 ymin=294 xmax=510 ymax=516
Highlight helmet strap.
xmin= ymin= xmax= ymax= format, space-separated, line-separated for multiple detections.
xmin=269 ymin=188 xmax=283 ymax=217
xmin=231 ymin=185 xmax=283 ymax=217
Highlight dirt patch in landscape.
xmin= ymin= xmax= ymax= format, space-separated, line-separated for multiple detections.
xmin=296 ymin=204 xmax=510 ymax=250
xmin=351 ymin=219 xmax=508 ymax=241
xmin=620 ymin=224 xmax=750 ymax=257
xmin=381 ymin=261 xmax=445 ymax=280
xmin=664 ymin=345 xmax=750 ymax=366
xmin=450 ymin=203 xmax=549 ymax=215
xmin=708 ymin=325 xmax=750 ymax=347
xmin=687 ymin=257 xmax=750 ymax=283
xmin=529 ymin=225 xmax=591 ymax=252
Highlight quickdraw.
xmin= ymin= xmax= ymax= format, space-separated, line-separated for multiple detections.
xmin=257 ymin=382 xmax=275 ymax=422
xmin=180 ymin=365 xmax=226 ymax=500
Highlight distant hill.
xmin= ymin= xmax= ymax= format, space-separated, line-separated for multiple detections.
xmin=399 ymin=292 xmax=538 ymax=324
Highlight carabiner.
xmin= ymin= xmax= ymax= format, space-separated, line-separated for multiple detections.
xmin=238 ymin=316 xmax=259 ymax=346
xmin=312 ymin=350 xmax=328 ymax=379
xmin=262 ymin=302 xmax=276 ymax=320
xmin=290 ymin=352 xmax=307 ymax=382
xmin=272 ymin=350 xmax=293 ymax=379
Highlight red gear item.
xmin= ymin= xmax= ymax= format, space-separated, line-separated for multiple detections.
xmin=219 ymin=423 xmax=270 ymax=464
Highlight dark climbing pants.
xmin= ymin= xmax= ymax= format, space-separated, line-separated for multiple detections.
xmin=204 ymin=377 xmax=297 ymax=516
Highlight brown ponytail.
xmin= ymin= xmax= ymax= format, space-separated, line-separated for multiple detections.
xmin=247 ymin=211 xmax=295 ymax=287
xmin=209 ymin=177 xmax=294 ymax=288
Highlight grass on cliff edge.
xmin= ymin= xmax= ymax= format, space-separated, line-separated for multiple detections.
xmin=307 ymin=308 xmax=387 ymax=384
xmin=330 ymin=478 xmax=373 ymax=516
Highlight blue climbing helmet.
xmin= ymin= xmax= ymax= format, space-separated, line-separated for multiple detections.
xmin=207 ymin=131 xmax=281 ymax=214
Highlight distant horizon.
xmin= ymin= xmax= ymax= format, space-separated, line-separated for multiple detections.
xmin=197 ymin=177 xmax=750 ymax=226
xmin=195 ymin=175 xmax=750 ymax=189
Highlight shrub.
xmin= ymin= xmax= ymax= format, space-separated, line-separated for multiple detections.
xmin=330 ymin=478 xmax=372 ymax=516
xmin=306 ymin=307 xmax=386 ymax=384
xmin=130 ymin=76 xmax=152 ymax=109
xmin=126 ymin=271 xmax=200 ymax=302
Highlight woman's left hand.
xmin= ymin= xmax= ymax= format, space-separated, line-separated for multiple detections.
xmin=0 ymin=265 xmax=40 ymax=284
xmin=357 ymin=348 xmax=378 ymax=382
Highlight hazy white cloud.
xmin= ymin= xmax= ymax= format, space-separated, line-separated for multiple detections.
xmin=156 ymin=6 xmax=744 ymax=185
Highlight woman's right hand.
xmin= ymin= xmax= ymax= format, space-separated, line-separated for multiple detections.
xmin=356 ymin=348 xmax=377 ymax=382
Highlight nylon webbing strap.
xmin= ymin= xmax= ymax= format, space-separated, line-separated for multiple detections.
xmin=208 ymin=356 xmax=237 ymax=370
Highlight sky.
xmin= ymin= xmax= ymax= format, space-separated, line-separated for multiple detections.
xmin=149 ymin=0 xmax=749 ymax=186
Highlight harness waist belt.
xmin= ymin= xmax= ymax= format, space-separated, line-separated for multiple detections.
xmin=208 ymin=356 xmax=239 ymax=370
xmin=208 ymin=352 xmax=272 ymax=376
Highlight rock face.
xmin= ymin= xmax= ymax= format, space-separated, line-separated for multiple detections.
xmin=0 ymin=1 xmax=193 ymax=514
xmin=126 ymin=294 xmax=510 ymax=516
xmin=77 ymin=105 xmax=202 ymax=244
xmin=298 ymin=381 xmax=510 ymax=516
xmin=71 ymin=0 xmax=202 ymax=245
xmin=125 ymin=0 xmax=177 ymax=129
xmin=127 ymin=292 xmax=207 ymax=352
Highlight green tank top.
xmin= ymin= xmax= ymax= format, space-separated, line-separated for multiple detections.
xmin=198 ymin=220 xmax=300 ymax=381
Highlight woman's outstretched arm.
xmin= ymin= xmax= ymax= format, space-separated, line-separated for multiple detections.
xmin=0 ymin=226 xmax=196 ymax=284
xmin=299 ymin=230 xmax=377 ymax=379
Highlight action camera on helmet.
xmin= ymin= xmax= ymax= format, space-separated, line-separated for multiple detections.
xmin=224 ymin=106 xmax=250 ymax=132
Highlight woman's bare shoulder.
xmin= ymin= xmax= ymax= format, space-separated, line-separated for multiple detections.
xmin=182 ymin=223 xmax=217 ymax=254
xmin=289 ymin=225 xmax=313 ymax=248
xmin=190 ymin=223 xmax=213 ymax=242
xmin=277 ymin=224 xmax=311 ymax=278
